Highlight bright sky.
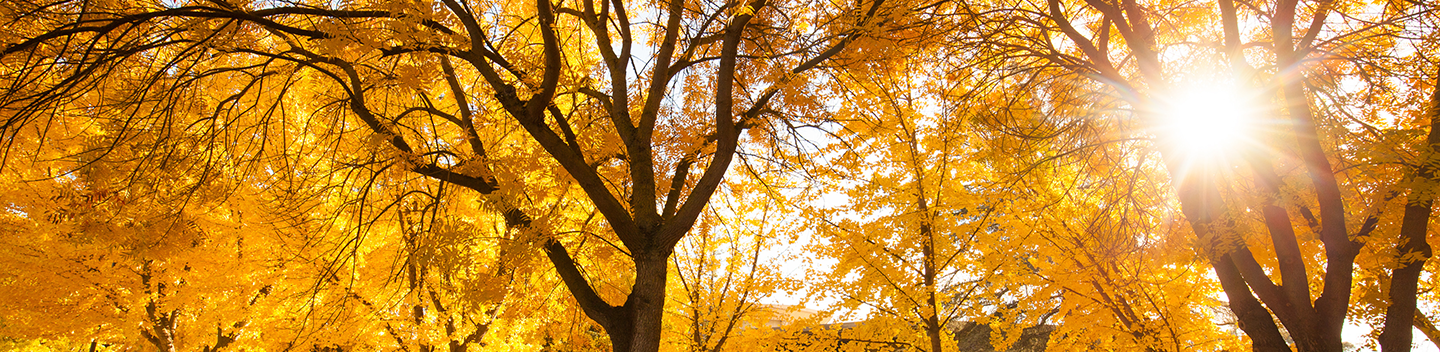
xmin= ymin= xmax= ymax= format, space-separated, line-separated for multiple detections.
xmin=1345 ymin=323 xmax=1438 ymax=352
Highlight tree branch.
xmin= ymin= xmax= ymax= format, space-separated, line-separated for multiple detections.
xmin=543 ymin=239 xmax=619 ymax=330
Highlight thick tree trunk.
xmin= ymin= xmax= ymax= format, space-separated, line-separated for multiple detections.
xmin=545 ymin=239 xmax=674 ymax=352
xmin=573 ymin=255 xmax=670 ymax=352
xmin=1280 ymin=81 xmax=1354 ymax=352
xmin=622 ymin=254 xmax=671 ymax=352
xmin=1210 ymin=257 xmax=1291 ymax=352
xmin=1380 ymin=180 xmax=1437 ymax=352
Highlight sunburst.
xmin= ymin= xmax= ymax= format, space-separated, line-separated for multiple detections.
xmin=1158 ymin=83 xmax=1259 ymax=161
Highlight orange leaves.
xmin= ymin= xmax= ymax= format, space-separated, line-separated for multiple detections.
xmin=21 ymin=0 xmax=1440 ymax=350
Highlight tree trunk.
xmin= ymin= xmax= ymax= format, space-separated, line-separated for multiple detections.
xmin=547 ymin=240 xmax=674 ymax=352
xmin=140 ymin=263 xmax=178 ymax=352
xmin=920 ymin=198 xmax=944 ymax=352
xmin=925 ymin=318 xmax=944 ymax=352
xmin=142 ymin=306 xmax=178 ymax=352
xmin=1378 ymin=67 xmax=1440 ymax=352
xmin=620 ymin=253 xmax=671 ymax=352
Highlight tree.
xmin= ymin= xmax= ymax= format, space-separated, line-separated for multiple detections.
xmin=308 ymin=185 xmax=532 ymax=352
xmin=11 ymin=0 xmax=1439 ymax=350
xmin=802 ymin=15 xmax=1242 ymax=349
xmin=956 ymin=0 xmax=1440 ymax=350
xmin=0 ymin=116 xmax=293 ymax=351
xmin=0 ymin=0 xmax=900 ymax=350
xmin=663 ymin=178 xmax=798 ymax=352
xmin=968 ymin=97 xmax=1245 ymax=350
xmin=804 ymin=46 xmax=990 ymax=352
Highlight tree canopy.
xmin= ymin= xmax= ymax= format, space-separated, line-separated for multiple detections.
xmin=2 ymin=0 xmax=1439 ymax=351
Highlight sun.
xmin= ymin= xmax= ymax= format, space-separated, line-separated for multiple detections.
xmin=1158 ymin=83 xmax=1257 ymax=159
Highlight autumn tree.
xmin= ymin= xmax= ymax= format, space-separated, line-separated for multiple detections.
xmin=800 ymin=23 xmax=1238 ymax=350
xmin=0 ymin=0 xmax=908 ymax=349
xmin=967 ymin=89 xmax=1246 ymax=350
xmin=0 ymin=108 xmax=296 ymax=350
xmin=803 ymin=47 xmax=991 ymax=352
xmin=956 ymin=0 xmax=1440 ymax=350
xmin=662 ymin=177 xmax=801 ymax=352
xmin=299 ymin=182 xmax=540 ymax=351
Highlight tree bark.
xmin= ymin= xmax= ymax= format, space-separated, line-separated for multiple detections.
xmin=921 ymin=202 xmax=944 ymax=352
xmin=1378 ymin=67 xmax=1440 ymax=352
xmin=624 ymin=254 xmax=672 ymax=352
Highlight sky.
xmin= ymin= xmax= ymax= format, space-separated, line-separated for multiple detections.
xmin=1344 ymin=323 xmax=1438 ymax=352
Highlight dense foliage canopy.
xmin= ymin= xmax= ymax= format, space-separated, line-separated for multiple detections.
xmin=2 ymin=0 xmax=1439 ymax=351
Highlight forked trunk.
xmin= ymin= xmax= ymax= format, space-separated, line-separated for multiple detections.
xmin=547 ymin=240 xmax=674 ymax=352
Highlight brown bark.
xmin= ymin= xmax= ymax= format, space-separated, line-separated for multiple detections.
xmin=140 ymin=303 xmax=178 ymax=352
xmin=1378 ymin=67 xmax=1440 ymax=352
xmin=1272 ymin=1 xmax=1352 ymax=349
xmin=1212 ymin=256 xmax=1291 ymax=352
